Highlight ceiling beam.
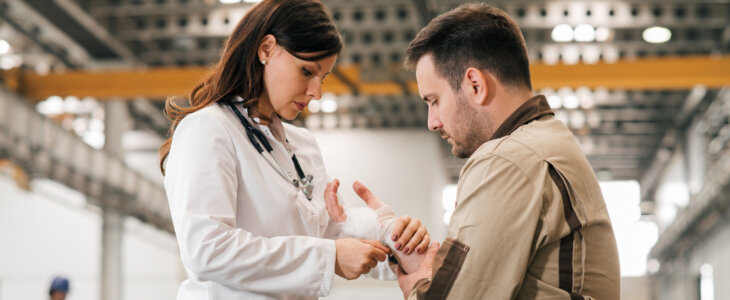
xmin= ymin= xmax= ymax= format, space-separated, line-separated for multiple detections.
xmin=11 ymin=55 xmax=730 ymax=101
xmin=23 ymin=0 xmax=136 ymax=62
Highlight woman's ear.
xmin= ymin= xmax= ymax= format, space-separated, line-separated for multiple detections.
xmin=463 ymin=68 xmax=489 ymax=106
xmin=258 ymin=34 xmax=277 ymax=64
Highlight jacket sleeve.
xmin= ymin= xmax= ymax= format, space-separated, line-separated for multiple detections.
xmin=164 ymin=109 xmax=336 ymax=296
xmin=409 ymin=154 xmax=543 ymax=299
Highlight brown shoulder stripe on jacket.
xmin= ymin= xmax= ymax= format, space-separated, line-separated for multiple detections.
xmin=548 ymin=164 xmax=583 ymax=299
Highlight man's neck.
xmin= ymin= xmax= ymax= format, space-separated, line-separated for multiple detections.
xmin=487 ymin=89 xmax=534 ymax=135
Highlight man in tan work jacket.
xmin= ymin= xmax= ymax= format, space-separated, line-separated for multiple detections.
xmin=393 ymin=3 xmax=621 ymax=299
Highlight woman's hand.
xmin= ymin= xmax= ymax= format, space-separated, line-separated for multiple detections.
xmin=334 ymin=238 xmax=391 ymax=280
xmin=391 ymin=215 xmax=430 ymax=255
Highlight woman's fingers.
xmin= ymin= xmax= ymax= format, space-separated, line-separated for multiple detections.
xmin=325 ymin=179 xmax=346 ymax=222
xmin=390 ymin=215 xmax=408 ymax=242
xmin=395 ymin=217 xmax=420 ymax=252
xmin=416 ymin=233 xmax=431 ymax=254
xmin=404 ymin=226 xmax=426 ymax=255
xmin=361 ymin=239 xmax=392 ymax=255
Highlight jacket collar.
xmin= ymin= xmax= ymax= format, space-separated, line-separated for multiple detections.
xmin=489 ymin=95 xmax=553 ymax=140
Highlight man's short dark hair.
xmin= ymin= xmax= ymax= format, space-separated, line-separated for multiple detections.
xmin=405 ymin=3 xmax=532 ymax=91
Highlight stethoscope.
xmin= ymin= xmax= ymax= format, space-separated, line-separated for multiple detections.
xmin=225 ymin=100 xmax=314 ymax=201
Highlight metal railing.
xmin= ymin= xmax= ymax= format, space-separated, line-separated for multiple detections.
xmin=0 ymin=86 xmax=172 ymax=233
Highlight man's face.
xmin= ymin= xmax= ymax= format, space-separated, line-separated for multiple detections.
xmin=416 ymin=54 xmax=485 ymax=158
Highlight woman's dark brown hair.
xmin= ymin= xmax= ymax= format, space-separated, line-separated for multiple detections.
xmin=159 ymin=0 xmax=343 ymax=174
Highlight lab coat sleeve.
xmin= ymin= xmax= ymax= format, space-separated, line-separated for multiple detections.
xmin=164 ymin=109 xmax=336 ymax=296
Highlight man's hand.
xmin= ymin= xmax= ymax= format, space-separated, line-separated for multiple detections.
xmin=395 ymin=241 xmax=440 ymax=299
xmin=334 ymin=238 xmax=391 ymax=280
xmin=325 ymin=179 xmax=431 ymax=254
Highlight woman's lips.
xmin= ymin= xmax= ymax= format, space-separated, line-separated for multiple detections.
xmin=294 ymin=102 xmax=307 ymax=111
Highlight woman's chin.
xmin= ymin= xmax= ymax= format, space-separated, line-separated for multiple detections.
xmin=279 ymin=110 xmax=300 ymax=120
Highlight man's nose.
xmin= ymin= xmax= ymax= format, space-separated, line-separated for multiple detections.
xmin=427 ymin=107 xmax=442 ymax=132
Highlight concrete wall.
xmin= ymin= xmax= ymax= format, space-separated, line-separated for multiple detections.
xmin=0 ymin=175 xmax=181 ymax=300
xmin=651 ymin=222 xmax=730 ymax=300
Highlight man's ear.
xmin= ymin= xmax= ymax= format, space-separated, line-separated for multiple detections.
xmin=258 ymin=34 xmax=277 ymax=63
xmin=462 ymin=68 xmax=490 ymax=106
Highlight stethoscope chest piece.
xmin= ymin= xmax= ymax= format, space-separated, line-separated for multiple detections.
xmin=294 ymin=174 xmax=314 ymax=200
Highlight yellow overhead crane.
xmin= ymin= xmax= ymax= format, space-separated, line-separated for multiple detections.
xmin=4 ymin=55 xmax=730 ymax=101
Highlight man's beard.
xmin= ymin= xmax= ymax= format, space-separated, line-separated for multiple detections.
xmin=442 ymin=93 xmax=490 ymax=158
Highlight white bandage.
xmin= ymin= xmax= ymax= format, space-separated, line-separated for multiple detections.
xmin=341 ymin=206 xmax=397 ymax=249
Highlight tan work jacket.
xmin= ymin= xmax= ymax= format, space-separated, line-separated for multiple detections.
xmin=410 ymin=96 xmax=620 ymax=299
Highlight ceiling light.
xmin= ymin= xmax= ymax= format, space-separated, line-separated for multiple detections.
xmin=563 ymin=95 xmax=580 ymax=109
xmin=0 ymin=55 xmax=21 ymax=70
xmin=551 ymin=24 xmax=573 ymax=42
xmin=547 ymin=95 xmax=562 ymax=109
xmin=573 ymin=24 xmax=596 ymax=42
xmin=308 ymin=100 xmax=321 ymax=113
xmin=562 ymin=46 xmax=580 ymax=65
xmin=0 ymin=40 xmax=10 ymax=55
xmin=320 ymin=98 xmax=338 ymax=113
xmin=219 ymin=0 xmax=240 ymax=3
xmin=570 ymin=110 xmax=586 ymax=129
xmin=642 ymin=26 xmax=672 ymax=44
xmin=595 ymin=27 xmax=612 ymax=42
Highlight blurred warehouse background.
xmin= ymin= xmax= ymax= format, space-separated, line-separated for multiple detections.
xmin=0 ymin=0 xmax=729 ymax=299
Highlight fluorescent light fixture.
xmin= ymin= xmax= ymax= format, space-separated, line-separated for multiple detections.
xmin=551 ymin=24 xmax=573 ymax=42
xmin=562 ymin=46 xmax=580 ymax=65
xmin=700 ymin=263 xmax=714 ymax=300
xmin=219 ymin=0 xmax=240 ymax=3
xmin=547 ymin=95 xmax=562 ymax=109
xmin=0 ymin=40 xmax=10 ymax=55
xmin=442 ymin=184 xmax=457 ymax=225
xmin=307 ymin=100 xmax=321 ymax=113
xmin=320 ymin=98 xmax=338 ymax=113
xmin=643 ymin=26 xmax=672 ymax=44
xmin=570 ymin=110 xmax=586 ymax=129
xmin=442 ymin=184 xmax=457 ymax=210
xmin=243 ymin=0 xmax=261 ymax=2
xmin=0 ymin=55 xmax=21 ymax=70
xmin=595 ymin=27 xmax=612 ymax=42
xmin=36 ymin=96 xmax=65 ymax=115
xmin=563 ymin=95 xmax=580 ymax=109
xmin=554 ymin=110 xmax=568 ymax=124
xmin=443 ymin=210 xmax=453 ymax=225
xmin=573 ymin=24 xmax=596 ymax=42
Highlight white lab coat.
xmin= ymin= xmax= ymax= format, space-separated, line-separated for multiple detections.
xmin=164 ymin=102 xmax=393 ymax=300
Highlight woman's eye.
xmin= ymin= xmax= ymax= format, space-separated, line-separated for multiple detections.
xmin=302 ymin=67 xmax=313 ymax=76
xmin=431 ymin=99 xmax=438 ymax=107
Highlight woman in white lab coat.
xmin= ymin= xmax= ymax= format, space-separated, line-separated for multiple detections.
xmin=158 ymin=0 xmax=430 ymax=299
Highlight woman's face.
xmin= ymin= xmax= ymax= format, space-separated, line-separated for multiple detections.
xmin=259 ymin=36 xmax=337 ymax=120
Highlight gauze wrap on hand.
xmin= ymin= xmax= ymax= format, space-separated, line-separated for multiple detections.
xmin=342 ymin=206 xmax=396 ymax=247
xmin=341 ymin=206 xmax=422 ymax=274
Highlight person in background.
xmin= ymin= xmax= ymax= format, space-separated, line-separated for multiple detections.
xmin=49 ymin=277 xmax=69 ymax=300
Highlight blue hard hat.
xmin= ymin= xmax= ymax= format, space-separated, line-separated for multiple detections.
xmin=50 ymin=277 xmax=69 ymax=293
